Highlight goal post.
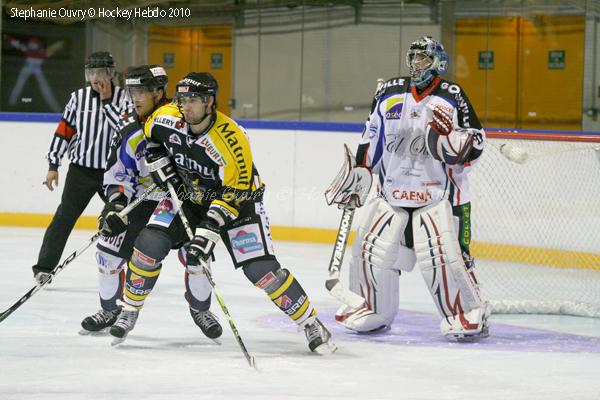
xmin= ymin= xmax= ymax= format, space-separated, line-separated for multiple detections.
xmin=470 ymin=130 xmax=600 ymax=317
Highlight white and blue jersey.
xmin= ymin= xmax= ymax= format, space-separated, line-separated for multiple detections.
xmin=358 ymin=75 xmax=485 ymax=207
xmin=103 ymin=112 xmax=163 ymax=202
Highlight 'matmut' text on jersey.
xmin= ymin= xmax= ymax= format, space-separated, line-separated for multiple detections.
xmin=360 ymin=76 xmax=486 ymax=207
xmin=144 ymin=103 xmax=264 ymax=221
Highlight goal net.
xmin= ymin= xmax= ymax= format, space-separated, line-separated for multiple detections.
xmin=470 ymin=131 xmax=600 ymax=317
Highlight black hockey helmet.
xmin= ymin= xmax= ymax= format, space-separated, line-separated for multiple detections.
xmin=85 ymin=51 xmax=115 ymax=81
xmin=174 ymin=72 xmax=218 ymax=105
xmin=85 ymin=51 xmax=114 ymax=68
xmin=125 ymin=65 xmax=168 ymax=91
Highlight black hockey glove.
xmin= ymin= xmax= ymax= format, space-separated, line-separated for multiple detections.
xmin=184 ymin=220 xmax=221 ymax=267
xmin=145 ymin=151 xmax=182 ymax=191
xmin=98 ymin=193 xmax=128 ymax=236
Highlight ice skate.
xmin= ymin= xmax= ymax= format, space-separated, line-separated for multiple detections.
xmin=304 ymin=318 xmax=337 ymax=355
xmin=442 ymin=302 xmax=492 ymax=342
xmin=109 ymin=304 xmax=139 ymax=346
xmin=79 ymin=307 xmax=121 ymax=335
xmin=190 ymin=308 xmax=223 ymax=343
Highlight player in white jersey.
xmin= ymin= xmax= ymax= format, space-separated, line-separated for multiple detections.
xmin=326 ymin=36 xmax=491 ymax=340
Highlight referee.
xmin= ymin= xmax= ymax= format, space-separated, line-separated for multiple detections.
xmin=32 ymin=51 xmax=132 ymax=283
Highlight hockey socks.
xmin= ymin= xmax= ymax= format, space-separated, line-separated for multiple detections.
xmin=266 ymin=269 xmax=316 ymax=326
xmin=123 ymin=261 xmax=162 ymax=309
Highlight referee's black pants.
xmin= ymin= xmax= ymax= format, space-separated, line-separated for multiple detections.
xmin=35 ymin=163 xmax=106 ymax=271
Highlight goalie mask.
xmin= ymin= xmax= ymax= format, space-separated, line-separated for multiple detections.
xmin=406 ymin=36 xmax=448 ymax=87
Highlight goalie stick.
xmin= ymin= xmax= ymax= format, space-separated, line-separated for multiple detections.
xmin=0 ymin=183 xmax=158 ymax=324
xmin=166 ymin=182 xmax=257 ymax=370
xmin=325 ymin=206 xmax=366 ymax=309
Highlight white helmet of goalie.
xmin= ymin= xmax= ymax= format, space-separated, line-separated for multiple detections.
xmin=425 ymin=122 xmax=474 ymax=165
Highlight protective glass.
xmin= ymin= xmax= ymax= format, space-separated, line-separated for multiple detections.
xmin=85 ymin=67 xmax=114 ymax=82
xmin=127 ymin=87 xmax=152 ymax=101
xmin=176 ymin=95 xmax=209 ymax=107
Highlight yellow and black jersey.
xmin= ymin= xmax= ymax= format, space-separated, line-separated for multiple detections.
xmin=144 ymin=103 xmax=264 ymax=224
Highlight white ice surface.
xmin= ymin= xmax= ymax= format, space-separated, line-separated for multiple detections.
xmin=1 ymin=227 xmax=599 ymax=400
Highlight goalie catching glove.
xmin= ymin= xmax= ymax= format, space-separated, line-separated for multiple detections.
xmin=325 ymin=144 xmax=372 ymax=209
xmin=425 ymin=105 xmax=476 ymax=165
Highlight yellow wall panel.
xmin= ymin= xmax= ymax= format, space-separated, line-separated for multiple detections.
xmin=519 ymin=16 xmax=584 ymax=130
xmin=197 ymin=25 xmax=233 ymax=115
xmin=455 ymin=15 xmax=584 ymax=130
xmin=147 ymin=26 xmax=195 ymax=97
xmin=455 ymin=18 xmax=519 ymax=127
xmin=147 ymin=25 xmax=233 ymax=114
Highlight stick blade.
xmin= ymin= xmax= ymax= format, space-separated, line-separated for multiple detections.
xmin=0 ymin=311 xmax=9 ymax=324
xmin=327 ymin=279 xmax=365 ymax=308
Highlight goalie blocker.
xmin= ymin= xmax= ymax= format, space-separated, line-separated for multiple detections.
xmin=335 ymin=197 xmax=490 ymax=340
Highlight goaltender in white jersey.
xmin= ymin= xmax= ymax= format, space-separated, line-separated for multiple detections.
xmin=325 ymin=36 xmax=491 ymax=340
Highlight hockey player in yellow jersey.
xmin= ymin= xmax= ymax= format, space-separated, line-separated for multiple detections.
xmin=109 ymin=72 xmax=336 ymax=354
xmin=79 ymin=65 xmax=222 ymax=341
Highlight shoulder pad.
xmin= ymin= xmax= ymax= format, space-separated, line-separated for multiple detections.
xmin=213 ymin=112 xmax=245 ymax=136
xmin=435 ymin=80 xmax=464 ymax=97
xmin=375 ymin=76 xmax=409 ymax=99
xmin=144 ymin=103 xmax=184 ymax=138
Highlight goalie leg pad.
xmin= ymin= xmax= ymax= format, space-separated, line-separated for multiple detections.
xmin=336 ymin=197 xmax=414 ymax=332
xmin=244 ymin=261 xmax=316 ymax=327
xmin=95 ymin=250 xmax=125 ymax=311
xmin=336 ymin=259 xmax=399 ymax=332
xmin=412 ymin=200 xmax=489 ymax=337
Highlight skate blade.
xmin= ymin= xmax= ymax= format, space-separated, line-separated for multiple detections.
xmin=450 ymin=330 xmax=490 ymax=343
xmin=456 ymin=335 xmax=485 ymax=343
xmin=249 ymin=356 xmax=258 ymax=370
xmin=79 ymin=328 xmax=110 ymax=336
xmin=210 ymin=338 xmax=222 ymax=345
xmin=314 ymin=340 xmax=338 ymax=355
xmin=111 ymin=336 xmax=128 ymax=346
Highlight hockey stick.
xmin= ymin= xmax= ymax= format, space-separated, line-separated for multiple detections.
xmin=0 ymin=183 xmax=158 ymax=324
xmin=166 ymin=182 xmax=256 ymax=369
xmin=325 ymin=206 xmax=366 ymax=309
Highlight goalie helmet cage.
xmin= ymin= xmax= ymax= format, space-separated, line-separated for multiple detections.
xmin=470 ymin=129 xmax=600 ymax=317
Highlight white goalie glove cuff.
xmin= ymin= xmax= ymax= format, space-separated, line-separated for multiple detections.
xmin=325 ymin=144 xmax=373 ymax=208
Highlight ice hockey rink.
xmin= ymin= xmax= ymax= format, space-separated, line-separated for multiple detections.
xmin=1 ymin=227 xmax=599 ymax=400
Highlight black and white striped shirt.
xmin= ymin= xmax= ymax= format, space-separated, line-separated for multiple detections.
xmin=46 ymin=85 xmax=132 ymax=170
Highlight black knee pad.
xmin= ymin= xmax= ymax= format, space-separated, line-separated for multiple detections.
xmin=132 ymin=227 xmax=172 ymax=270
xmin=242 ymin=259 xmax=287 ymax=293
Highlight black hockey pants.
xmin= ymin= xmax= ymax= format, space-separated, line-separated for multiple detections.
xmin=35 ymin=163 xmax=105 ymax=270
